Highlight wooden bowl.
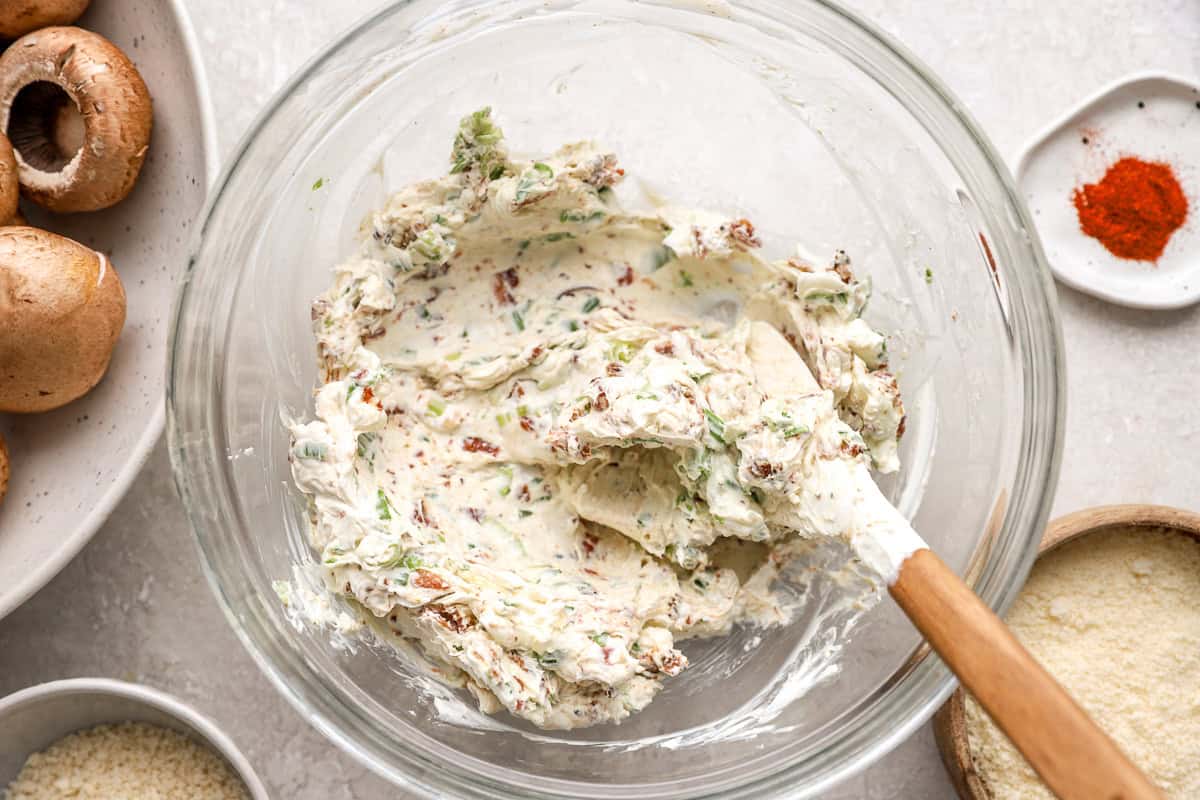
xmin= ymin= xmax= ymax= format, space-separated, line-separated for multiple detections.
xmin=933 ymin=504 xmax=1200 ymax=799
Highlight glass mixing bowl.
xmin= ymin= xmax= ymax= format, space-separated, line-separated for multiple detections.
xmin=168 ymin=0 xmax=1064 ymax=796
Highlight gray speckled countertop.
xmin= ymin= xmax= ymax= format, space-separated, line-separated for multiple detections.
xmin=1 ymin=1 xmax=1197 ymax=797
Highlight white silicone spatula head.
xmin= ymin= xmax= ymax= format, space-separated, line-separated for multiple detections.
xmin=779 ymin=343 xmax=1164 ymax=800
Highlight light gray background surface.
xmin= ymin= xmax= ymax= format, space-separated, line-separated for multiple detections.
xmin=2 ymin=1 xmax=1198 ymax=797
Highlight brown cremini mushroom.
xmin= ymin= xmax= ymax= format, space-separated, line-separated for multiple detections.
xmin=0 ymin=226 xmax=125 ymax=413
xmin=0 ymin=0 xmax=90 ymax=39
xmin=3 ymin=209 xmax=26 ymax=226
xmin=0 ymin=131 xmax=18 ymax=222
xmin=0 ymin=27 xmax=151 ymax=213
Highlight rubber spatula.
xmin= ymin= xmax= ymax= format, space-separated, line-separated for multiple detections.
xmin=749 ymin=324 xmax=1163 ymax=800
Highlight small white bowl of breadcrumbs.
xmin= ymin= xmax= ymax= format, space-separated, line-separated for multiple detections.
xmin=0 ymin=678 xmax=268 ymax=800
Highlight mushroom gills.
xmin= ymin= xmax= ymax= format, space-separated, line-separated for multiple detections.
xmin=7 ymin=82 xmax=84 ymax=173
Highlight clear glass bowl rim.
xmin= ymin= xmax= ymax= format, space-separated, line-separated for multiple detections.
xmin=167 ymin=0 xmax=1066 ymax=797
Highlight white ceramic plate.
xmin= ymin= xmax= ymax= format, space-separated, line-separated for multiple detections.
xmin=0 ymin=678 xmax=268 ymax=798
xmin=0 ymin=0 xmax=218 ymax=619
xmin=1015 ymin=71 xmax=1200 ymax=310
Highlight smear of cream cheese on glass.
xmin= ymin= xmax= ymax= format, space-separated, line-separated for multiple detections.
xmin=285 ymin=108 xmax=915 ymax=730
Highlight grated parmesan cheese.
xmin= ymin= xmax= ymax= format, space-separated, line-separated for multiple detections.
xmin=965 ymin=526 xmax=1200 ymax=799
xmin=4 ymin=721 xmax=250 ymax=800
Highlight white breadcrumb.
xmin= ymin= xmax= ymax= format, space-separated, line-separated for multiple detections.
xmin=965 ymin=527 xmax=1200 ymax=799
xmin=4 ymin=721 xmax=250 ymax=800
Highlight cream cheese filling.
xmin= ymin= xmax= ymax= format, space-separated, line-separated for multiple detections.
xmin=287 ymin=108 xmax=910 ymax=729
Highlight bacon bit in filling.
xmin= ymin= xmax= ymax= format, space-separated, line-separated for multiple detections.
xmin=832 ymin=249 xmax=853 ymax=282
xmin=570 ymin=399 xmax=592 ymax=421
xmin=749 ymin=460 xmax=777 ymax=479
xmin=413 ymin=498 xmax=435 ymax=526
xmin=424 ymin=604 xmax=474 ymax=633
xmin=492 ymin=268 xmax=519 ymax=304
xmin=650 ymin=652 xmax=686 ymax=676
xmin=463 ymin=436 xmax=500 ymax=455
xmin=728 ymin=218 xmax=761 ymax=249
xmin=412 ymin=570 xmax=450 ymax=591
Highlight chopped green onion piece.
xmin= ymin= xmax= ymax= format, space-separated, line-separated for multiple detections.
xmin=650 ymin=245 xmax=675 ymax=271
xmin=560 ymin=209 xmax=606 ymax=223
xmin=607 ymin=342 xmax=637 ymax=363
xmin=704 ymin=409 xmax=727 ymax=445
xmin=376 ymin=489 xmax=392 ymax=521
xmin=296 ymin=441 xmax=327 ymax=460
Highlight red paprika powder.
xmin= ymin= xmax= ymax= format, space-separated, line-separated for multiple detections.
xmin=1071 ymin=157 xmax=1188 ymax=262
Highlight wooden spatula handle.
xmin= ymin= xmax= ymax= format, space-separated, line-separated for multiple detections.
xmin=890 ymin=548 xmax=1163 ymax=800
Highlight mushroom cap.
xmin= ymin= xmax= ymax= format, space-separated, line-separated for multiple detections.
xmin=0 ymin=26 xmax=152 ymax=213
xmin=0 ymin=226 xmax=125 ymax=413
xmin=0 ymin=0 xmax=90 ymax=39
xmin=0 ymin=132 xmax=17 ymax=222
xmin=0 ymin=430 xmax=8 ymax=508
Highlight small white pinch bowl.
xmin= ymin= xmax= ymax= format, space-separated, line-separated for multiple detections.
xmin=1015 ymin=71 xmax=1200 ymax=310
xmin=0 ymin=678 xmax=268 ymax=799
